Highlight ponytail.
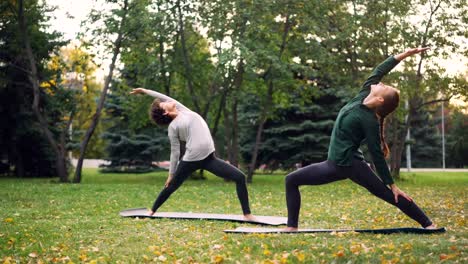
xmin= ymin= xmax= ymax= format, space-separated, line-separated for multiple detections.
xmin=375 ymin=86 xmax=400 ymax=159
xmin=378 ymin=116 xmax=390 ymax=158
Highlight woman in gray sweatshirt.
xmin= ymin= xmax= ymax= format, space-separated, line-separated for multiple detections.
xmin=130 ymin=88 xmax=254 ymax=220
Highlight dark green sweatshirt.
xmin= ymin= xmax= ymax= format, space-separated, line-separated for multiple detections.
xmin=327 ymin=56 xmax=400 ymax=185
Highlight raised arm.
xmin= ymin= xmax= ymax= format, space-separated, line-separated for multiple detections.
xmin=361 ymin=56 xmax=400 ymax=89
xmin=130 ymin=88 xmax=190 ymax=112
xmin=394 ymin=47 xmax=430 ymax=61
xmin=362 ymin=47 xmax=430 ymax=89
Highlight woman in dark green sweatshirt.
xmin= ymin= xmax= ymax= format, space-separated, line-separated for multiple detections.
xmin=285 ymin=47 xmax=436 ymax=231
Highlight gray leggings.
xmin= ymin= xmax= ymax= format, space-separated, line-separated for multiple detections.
xmin=152 ymin=153 xmax=251 ymax=214
xmin=285 ymin=159 xmax=432 ymax=228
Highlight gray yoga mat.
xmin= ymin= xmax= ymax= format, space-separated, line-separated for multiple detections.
xmin=120 ymin=208 xmax=287 ymax=226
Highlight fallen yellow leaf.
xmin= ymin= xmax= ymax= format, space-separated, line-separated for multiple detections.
xmin=295 ymin=252 xmax=305 ymax=262
xmin=350 ymin=244 xmax=361 ymax=255
xmin=78 ymin=254 xmax=87 ymax=261
xmin=334 ymin=250 xmax=345 ymax=257
xmin=2 ymin=256 xmax=13 ymax=264
xmin=212 ymin=255 xmax=223 ymax=264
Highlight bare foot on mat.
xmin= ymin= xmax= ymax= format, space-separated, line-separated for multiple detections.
xmin=243 ymin=214 xmax=257 ymax=221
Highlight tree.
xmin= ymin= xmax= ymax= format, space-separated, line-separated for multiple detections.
xmin=49 ymin=45 xmax=106 ymax=159
xmin=239 ymin=0 xmax=307 ymax=181
xmin=101 ymin=83 xmax=168 ymax=172
xmin=387 ymin=0 xmax=468 ymax=177
xmin=261 ymin=88 xmax=342 ymax=170
xmin=446 ymin=106 xmax=468 ymax=168
xmin=13 ymin=0 xmax=71 ymax=181
xmin=74 ymin=0 xmax=132 ymax=183
xmin=115 ymin=0 xmax=216 ymax=177
xmin=197 ymin=0 xmax=251 ymax=166
xmin=401 ymin=106 xmax=442 ymax=167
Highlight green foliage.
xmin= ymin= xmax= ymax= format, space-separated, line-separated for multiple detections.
xmin=0 ymin=170 xmax=466 ymax=262
xmin=446 ymin=108 xmax=468 ymax=168
xmin=98 ymin=0 xmax=466 ymax=175
xmin=402 ymin=106 xmax=443 ymax=168
xmin=48 ymin=45 xmax=106 ymax=159
xmin=102 ymin=83 xmax=169 ymax=171
xmin=0 ymin=0 xmax=67 ymax=177
xmin=240 ymin=86 xmax=344 ymax=170
xmin=3 ymin=0 xmax=467 ymax=179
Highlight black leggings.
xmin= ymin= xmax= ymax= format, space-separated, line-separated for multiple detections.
xmin=285 ymin=159 xmax=432 ymax=228
xmin=152 ymin=153 xmax=251 ymax=214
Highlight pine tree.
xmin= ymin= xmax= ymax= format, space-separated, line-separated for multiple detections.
xmin=100 ymin=86 xmax=169 ymax=173
xmin=446 ymin=109 xmax=468 ymax=168
xmin=401 ymin=108 xmax=442 ymax=168
xmin=239 ymin=85 xmax=344 ymax=172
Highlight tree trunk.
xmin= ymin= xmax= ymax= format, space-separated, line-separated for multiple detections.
xmin=62 ymin=110 xmax=75 ymax=169
xmin=158 ymin=35 xmax=170 ymax=96
xmin=73 ymin=0 xmax=129 ymax=183
xmin=176 ymin=0 xmax=200 ymax=112
xmin=388 ymin=114 xmax=406 ymax=177
xmin=11 ymin=140 xmax=24 ymax=177
xmin=18 ymin=0 xmax=68 ymax=182
xmin=247 ymin=81 xmax=273 ymax=182
xmin=223 ymin=103 xmax=233 ymax=162
xmin=231 ymin=96 xmax=239 ymax=167
xmin=229 ymin=61 xmax=244 ymax=168
xmin=247 ymin=12 xmax=291 ymax=182
xmin=156 ymin=1 xmax=171 ymax=96
xmin=211 ymin=86 xmax=230 ymax=138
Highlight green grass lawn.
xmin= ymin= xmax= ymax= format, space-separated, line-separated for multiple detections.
xmin=1 ymin=170 xmax=466 ymax=263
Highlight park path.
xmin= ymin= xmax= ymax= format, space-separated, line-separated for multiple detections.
xmin=71 ymin=159 xmax=170 ymax=169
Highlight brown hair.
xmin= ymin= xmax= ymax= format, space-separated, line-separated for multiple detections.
xmin=149 ymin=99 xmax=173 ymax=125
xmin=375 ymin=87 xmax=400 ymax=158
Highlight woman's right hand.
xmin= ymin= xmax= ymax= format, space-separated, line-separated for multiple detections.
xmin=390 ymin=184 xmax=413 ymax=203
xmin=165 ymin=174 xmax=173 ymax=188
xmin=129 ymin=88 xmax=146 ymax=95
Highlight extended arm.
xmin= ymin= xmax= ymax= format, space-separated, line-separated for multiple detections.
xmin=361 ymin=56 xmax=400 ymax=88
xmin=130 ymin=88 xmax=190 ymax=112
xmin=362 ymin=47 xmax=430 ymax=88
xmin=394 ymin=47 xmax=430 ymax=61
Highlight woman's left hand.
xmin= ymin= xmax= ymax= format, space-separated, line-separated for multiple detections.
xmin=130 ymin=88 xmax=146 ymax=95
xmin=395 ymin=47 xmax=430 ymax=61
xmin=405 ymin=47 xmax=430 ymax=55
xmin=390 ymin=184 xmax=413 ymax=203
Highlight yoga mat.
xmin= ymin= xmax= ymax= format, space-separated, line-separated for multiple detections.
xmin=224 ymin=227 xmax=446 ymax=234
xmin=120 ymin=208 xmax=287 ymax=226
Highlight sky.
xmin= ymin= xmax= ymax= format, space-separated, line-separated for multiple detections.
xmin=45 ymin=0 xmax=467 ymax=106
xmin=46 ymin=0 xmax=97 ymax=41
